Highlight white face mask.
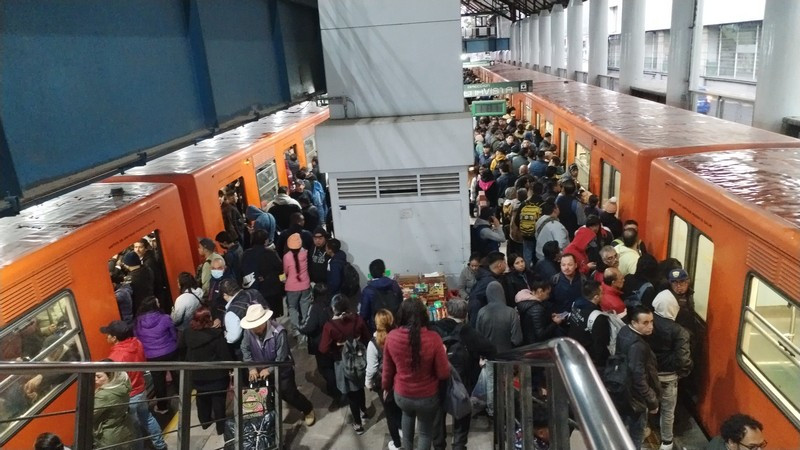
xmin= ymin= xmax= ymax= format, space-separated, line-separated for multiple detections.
xmin=211 ymin=269 xmax=224 ymax=279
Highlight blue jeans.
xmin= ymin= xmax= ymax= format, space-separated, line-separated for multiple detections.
xmin=522 ymin=239 xmax=537 ymax=269
xmin=286 ymin=288 xmax=312 ymax=332
xmin=394 ymin=393 xmax=441 ymax=450
xmin=130 ymin=391 xmax=166 ymax=449
xmin=659 ymin=374 xmax=679 ymax=442
xmin=621 ymin=409 xmax=647 ymax=446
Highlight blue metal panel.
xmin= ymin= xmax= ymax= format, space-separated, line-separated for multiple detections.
xmin=194 ymin=0 xmax=288 ymax=123
xmin=276 ymin=2 xmax=326 ymax=100
xmin=0 ymin=1 xmax=206 ymax=192
xmin=463 ymin=38 xmax=510 ymax=53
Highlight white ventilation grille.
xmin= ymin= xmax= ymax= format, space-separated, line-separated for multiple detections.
xmin=336 ymin=173 xmax=460 ymax=200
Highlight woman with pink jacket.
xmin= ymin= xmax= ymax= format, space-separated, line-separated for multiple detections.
xmin=283 ymin=233 xmax=312 ymax=337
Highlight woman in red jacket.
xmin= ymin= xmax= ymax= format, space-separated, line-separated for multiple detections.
xmin=382 ymin=299 xmax=450 ymax=450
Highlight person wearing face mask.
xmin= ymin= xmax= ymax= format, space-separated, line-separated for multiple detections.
xmin=197 ymin=238 xmax=223 ymax=297
xmin=206 ymin=256 xmax=235 ymax=323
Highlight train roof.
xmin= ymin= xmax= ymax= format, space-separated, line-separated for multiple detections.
xmin=482 ymin=64 xmax=568 ymax=83
xmin=664 ymin=148 xmax=800 ymax=229
xmin=0 ymin=182 xmax=171 ymax=269
xmin=124 ymin=102 xmax=326 ymax=175
xmin=487 ymin=63 xmax=800 ymax=151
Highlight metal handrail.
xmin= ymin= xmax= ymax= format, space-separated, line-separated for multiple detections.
xmin=0 ymin=360 xmax=293 ymax=374
xmin=490 ymin=338 xmax=634 ymax=450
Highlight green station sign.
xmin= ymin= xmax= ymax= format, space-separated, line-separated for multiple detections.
xmin=470 ymin=100 xmax=507 ymax=117
xmin=462 ymin=60 xmax=492 ymax=68
xmin=464 ymin=80 xmax=533 ymax=98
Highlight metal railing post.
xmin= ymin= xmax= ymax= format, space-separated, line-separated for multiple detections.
xmin=547 ymin=366 xmax=571 ymax=448
xmin=177 ymin=369 xmax=193 ymax=450
xmin=274 ymin=365 xmax=282 ymax=450
xmin=233 ymin=369 xmax=244 ymax=448
xmin=519 ymin=367 xmax=535 ymax=450
xmin=73 ymin=372 xmax=95 ymax=450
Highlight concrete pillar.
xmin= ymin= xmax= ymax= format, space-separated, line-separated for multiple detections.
xmin=688 ymin=0 xmax=705 ymax=92
xmin=539 ymin=11 xmax=551 ymax=69
xmin=753 ymin=0 xmax=800 ymax=133
xmin=531 ymin=15 xmax=540 ymax=67
xmin=551 ymin=4 xmax=566 ymax=71
xmin=618 ymin=0 xmax=646 ymax=94
xmin=567 ymin=0 xmax=583 ymax=80
xmin=588 ymin=0 xmax=609 ymax=85
xmin=666 ymin=0 xmax=702 ymax=108
xmin=522 ymin=18 xmax=530 ymax=66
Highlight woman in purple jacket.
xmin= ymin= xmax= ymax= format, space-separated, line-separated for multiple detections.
xmin=134 ymin=296 xmax=178 ymax=413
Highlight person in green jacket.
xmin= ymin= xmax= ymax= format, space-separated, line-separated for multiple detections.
xmin=93 ymin=369 xmax=137 ymax=450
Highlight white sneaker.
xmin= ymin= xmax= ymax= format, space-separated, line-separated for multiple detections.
xmin=388 ymin=441 xmax=402 ymax=450
xmin=659 ymin=442 xmax=674 ymax=450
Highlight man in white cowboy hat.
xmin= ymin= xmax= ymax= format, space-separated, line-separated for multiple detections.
xmin=240 ymin=304 xmax=316 ymax=426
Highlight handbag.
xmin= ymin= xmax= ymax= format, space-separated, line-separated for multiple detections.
xmin=241 ymin=384 xmax=270 ymax=416
xmin=442 ymin=366 xmax=472 ymax=419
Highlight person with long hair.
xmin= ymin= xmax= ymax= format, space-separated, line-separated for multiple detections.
xmin=93 ymin=367 xmax=137 ymax=450
xmin=382 ymin=299 xmax=450 ymax=450
xmin=283 ymin=233 xmax=312 ymax=338
xmin=171 ymin=272 xmax=203 ymax=332
xmin=180 ymin=307 xmax=232 ymax=435
xmin=366 ymin=309 xmax=402 ymax=449
xmin=319 ymin=297 xmax=371 ymax=435
xmin=134 ymin=296 xmax=178 ymax=414
xmin=298 ymin=283 xmax=339 ymax=402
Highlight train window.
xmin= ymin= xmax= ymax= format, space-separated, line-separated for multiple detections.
xmin=559 ymin=130 xmax=569 ymax=158
xmin=574 ymin=143 xmax=591 ymax=188
xmin=601 ymin=160 xmax=621 ymax=204
xmin=545 ymin=121 xmax=554 ymax=136
xmin=255 ymin=160 xmax=279 ymax=207
xmin=535 ymin=113 xmax=541 ymax=130
xmin=304 ymin=135 xmax=317 ymax=170
xmin=0 ymin=292 xmax=86 ymax=443
xmin=524 ymin=104 xmax=531 ymax=122
xmin=668 ymin=213 xmax=714 ymax=321
xmin=739 ymin=276 xmax=800 ymax=423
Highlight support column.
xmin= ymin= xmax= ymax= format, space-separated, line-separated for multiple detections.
xmin=567 ymin=0 xmax=583 ymax=80
xmin=539 ymin=11 xmax=551 ymax=70
xmin=688 ymin=0 xmax=705 ymax=92
xmin=551 ymin=4 xmax=566 ymax=72
xmin=522 ymin=18 xmax=530 ymax=66
xmin=666 ymin=0 xmax=702 ymax=108
xmin=588 ymin=0 xmax=609 ymax=85
xmin=619 ymin=0 xmax=646 ymax=94
xmin=531 ymin=15 xmax=540 ymax=68
xmin=753 ymin=0 xmax=800 ymax=133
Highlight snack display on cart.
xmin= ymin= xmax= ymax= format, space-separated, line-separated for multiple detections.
xmin=396 ymin=272 xmax=449 ymax=304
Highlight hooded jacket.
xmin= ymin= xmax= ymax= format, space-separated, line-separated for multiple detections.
xmin=114 ymin=283 xmax=134 ymax=326
xmin=298 ymin=302 xmax=333 ymax=356
xmin=171 ymin=287 xmax=203 ymax=331
xmin=327 ymin=250 xmax=348 ymax=296
xmin=567 ymin=300 xmax=611 ymax=368
xmin=615 ymin=244 xmax=641 ymax=277
xmin=563 ymin=227 xmax=597 ymax=275
xmin=515 ymin=290 xmax=559 ymax=345
xmin=430 ymin=318 xmax=496 ymax=392
xmin=180 ymin=327 xmax=232 ymax=382
xmin=600 ymin=283 xmax=626 ymax=315
xmin=107 ymin=338 xmax=147 ymax=396
xmin=241 ymin=244 xmax=284 ymax=299
xmin=93 ymin=373 xmax=136 ymax=450
xmin=359 ymin=277 xmax=403 ymax=331
xmin=134 ymin=311 xmax=178 ymax=359
xmin=468 ymin=268 xmax=503 ymax=327
xmin=651 ymin=295 xmax=693 ymax=377
xmin=245 ymin=206 xmax=276 ymax=243
xmin=615 ymin=326 xmax=661 ymax=413
xmin=308 ymin=245 xmax=330 ymax=284
xmin=475 ymin=281 xmax=523 ymax=352
xmin=318 ymin=313 xmax=371 ymax=361
xmin=268 ymin=196 xmax=301 ymax=231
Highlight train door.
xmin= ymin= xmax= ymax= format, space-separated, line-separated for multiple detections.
xmin=219 ymin=177 xmax=248 ymax=247
xmin=304 ymin=134 xmax=317 ymax=171
xmin=284 ymin=145 xmax=300 ymax=191
xmin=110 ymin=230 xmax=174 ymax=314
xmin=601 ymin=160 xmax=621 ymax=205
xmin=255 ymin=159 xmax=280 ymax=208
xmin=535 ymin=112 xmax=542 ymax=132
xmin=574 ymin=141 xmax=591 ymax=192
xmin=0 ymin=293 xmax=87 ymax=444
xmin=668 ymin=213 xmax=715 ymax=403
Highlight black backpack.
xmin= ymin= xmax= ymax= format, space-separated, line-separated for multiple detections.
xmin=470 ymin=223 xmax=491 ymax=257
xmin=369 ymin=337 xmax=383 ymax=390
xmin=341 ymin=261 xmax=361 ymax=294
xmin=602 ymin=353 xmax=632 ymax=410
xmin=442 ymin=324 xmax=470 ymax=375
xmin=369 ymin=285 xmax=401 ymax=316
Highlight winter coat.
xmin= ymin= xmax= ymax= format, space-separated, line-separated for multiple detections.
xmin=114 ymin=283 xmax=134 ymax=326
xmin=268 ymin=196 xmax=301 ymax=231
xmin=128 ymin=266 xmax=154 ymax=312
xmin=298 ymin=302 xmax=333 ymax=356
xmin=468 ymin=268 xmax=503 ymax=327
xmin=550 ymin=272 xmax=585 ymax=314
xmin=382 ymin=327 xmax=450 ymax=399
xmin=505 ymin=270 xmax=534 ymax=307
xmin=134 ymin=311 xmax=178 ymax=359
xmin=431 ymin=318 xmax=496 ymax=392
xmin=107 ymin=338 xmax=147 ymax=396
xmin=600 ymin=211 xmax=623 ymax=239
xmin=326 ymin=251 xmax=347 ymax=296
xmin=477 ymin=177 xmax=499 ymax=207
xmin=516 ymin=299 xmax=559 ymax=345
xmin=245 ymin=206 xmax=276 ymax=243
xmin=622 ymin=275 xmax=657 ymax=309
xmin=180 ymin=327 xmax=232 ymax=382
xmin=555 ymin=193 xmax=585 ymax=240
xmin=615 ymin=244 xmax=641 ymax=277
xmin=93 ymin=374 xmax=136 ymax=450
xmin=475 ymin=281 xmax=523 ymax=352
xmin=359 ymin=277 xmax=403 ymax=331
xmin=241 ymin=245 xmax=284 ymax=299
xmin=308 ymin=246 xmax=330 ymax=284
xmin=283 ymin=249 xmax=311 ymax=292
xmin=563 ymin=227 xmax=597 ymax=275
xmin=318 ymin=314 xmax=371 ymax=362
xmin=567 ymin=301 xmax=611 ymax=368
xmin=534 ymin=215 xmax=570 ymax=261
xmin=221 ymin=202 xmax=245 ymax=242
xmin=171 ymin=288 xmax=203 ymax=331
xmin=651 ymin=295 xmax=693 ymax=377
xmin=600 ymin=283 xmax=626 ymax=315
xmin=533 ymin=258 xmax=559 ymax=282
xmin=616 ymin=326 xmax=661 ymax=413
xmin=458 ymin=266 xmax=478 ymax=300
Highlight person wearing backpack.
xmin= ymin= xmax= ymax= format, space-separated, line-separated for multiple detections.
xmin=360 ymin=259 xmax=403 ymax=331
xmin=365 ymin=309 xmax=402 ymax=450
xmin=567 ymin=281 xmax=612 ymax=369
xmin=613 ymin=305 xmax=661 ymax=447
xmin=319 ymin=297 xmax=371 ymax=435
xmin=298 ymin=283 xmax=340 ymax=403
xmin=325 ymin=238 xmax=348 ymax=296
xmin=431 ymin=299 xmax=496 ymax=450
xmin=534 ymin=200 xmax=569 ymax=263
xmin=622 ymin=254 xmax=659 ymax=309
xmin=517 ymin=183 xmax=545 ymax=268
xmin=470 ymin=207 xmax=505 ymax=258
xmin=382 ymin=299 xmax=450 ymax=450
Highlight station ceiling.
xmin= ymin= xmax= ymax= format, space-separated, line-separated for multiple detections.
xmin=461 ymin=0 xmax=578 ymax=20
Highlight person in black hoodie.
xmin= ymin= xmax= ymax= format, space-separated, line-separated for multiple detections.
xmin=505 ymin=254 xmax=535 ymax=307
xmin=268 ymin=187 xmax=301 ymax=233
xmin=275 ymin=212 xmax=313 ymax=256
xmin=533 ymin=240 xmax=561 ymax=282
xmin=308 ymin=228 xmax=330 ymax=284
xmin=623 ymin=254 xmax=659 ymax=309
xmin=325 ymin=239 xmax=347 ymax=296
xmin=298 ymin=283 xmax=339 ymax=402
xmin=514 ymin=279 xmax=565 ymax=345
xmin=180 ymin=307 xmax=232 ymax=435
xmin=567 ymin=280 xmax=611 ymax=369
xmin=468 ymin=252 xmax=507 ymax=327
xmin=241 ymin=230 xmax=285 ymax=317
xmin=431 ymin=298 xmax=495 ymax=450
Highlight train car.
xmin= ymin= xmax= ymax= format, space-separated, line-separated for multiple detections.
xmin=112 ymin=103 xmax=328 ymax=265
xmin=645 ymin=148 xmax=800 ymax=448
xmin=476 ymin=63 xmax=800 ymax=235
xmin=0 ymin=182 xmax=193 ymax=447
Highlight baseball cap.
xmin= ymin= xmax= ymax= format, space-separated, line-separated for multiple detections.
xmin=668 ymin=269 xmax=689 ymax=282
xmin=100 ymin=320 xmax=132 ymax=340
